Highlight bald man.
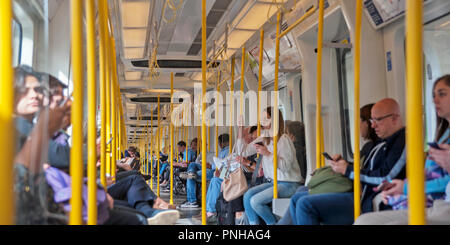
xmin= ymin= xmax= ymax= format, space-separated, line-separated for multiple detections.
xmin=287 ymin=98 xmax=407 ymax=225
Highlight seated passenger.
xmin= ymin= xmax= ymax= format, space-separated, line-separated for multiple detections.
xmin=355 ymin=75 xmax=450 ymax=225
xmin=181 ymin=134 xmax=229 ymax=211
xmin=173 ymin=141 xmax=196 ymax=168
xmin=277 ymin=104 xmax=380 ymax=225
xmin=237 ymin=107 xmax=303 ymax=225
xmin=290 ymin=98 xmax=406 ymax=225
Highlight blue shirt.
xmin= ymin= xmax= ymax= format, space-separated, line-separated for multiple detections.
xmin=180 ymin=148 xmax=196 ymax=163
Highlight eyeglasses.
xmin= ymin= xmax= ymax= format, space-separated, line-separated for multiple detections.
xmin=18 ymin=86 xmax=46 ymax=95
xmin=369 ymin=114 xmax=396 ymax=124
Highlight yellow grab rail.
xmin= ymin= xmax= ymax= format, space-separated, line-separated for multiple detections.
xmin=110 ymin=37 xmax=119 ymax=179
xmin=240 ymin=47 xmax=245 ymax=117
xmin=273 ymin=12 xmax=281 ymax=199
xmin=315 ymin=0 xmax=325 ymax=169
xmin=69 ymin=0 xmax=84 ymax=225
xmin=170 ymin=72 xmax=174 ymax=205
xmin=229 ymin=57 xmax=235 ymax=155
xmin=98 ymin=0 xmax=108 ymax=188
xmin=406 ymin=0 xmax=425 ymax=225
xmin=86 ymin=0 xmax=97 ymax=225
xmin=353 ymin=0 xmax=363 ymax=220
xmin=150 ymin=105 xmax=154 ymax=190
xmin=0 ymin=0 xmax=15 ymax=225
xmin=201 ymin=0 xmax=207 ymax=225
xmin=157 ymin=94 xmax=161 ymax=197
xmin=216 ymin=71 xmax=220 ymax=158
xmin=257 ymin=28 xmax=264 ymax=140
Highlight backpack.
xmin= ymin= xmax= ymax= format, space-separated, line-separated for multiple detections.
xmin=307 ymin=166 xmax=353 ymax=195
xmin=215 ymin=192 xmax=244 ymax=225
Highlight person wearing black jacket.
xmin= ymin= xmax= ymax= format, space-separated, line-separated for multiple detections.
xmin=291 ymin=98 xmax=406 ymax=225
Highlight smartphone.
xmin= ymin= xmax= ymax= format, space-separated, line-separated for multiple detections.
xmin=322 ymin=152 xmax=333 ymax=161
xmin=428 ymin=142 xmax=442 ymax=150
xmin=255 ymin=142 xmax=264 ymax=146
xmin=374 ymin=181 xmax=395 ymax=192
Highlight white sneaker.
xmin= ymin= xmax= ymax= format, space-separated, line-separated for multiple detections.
xmin=179 ymin=201 xmax=200 ymax=209
xmin=147 ymin=210 xmax=180 ymax=225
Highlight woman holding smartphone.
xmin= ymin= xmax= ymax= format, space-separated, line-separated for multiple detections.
xmin=236 ymin=107 xmax=302 ymax=225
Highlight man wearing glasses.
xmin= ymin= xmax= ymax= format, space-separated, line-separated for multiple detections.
xmin=290 ymin=98 xmax=407 ymax=225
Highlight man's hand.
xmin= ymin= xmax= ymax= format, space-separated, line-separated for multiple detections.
xmin=381 ymin=179 xmax=404 ymax=204
xmin=429 ymin=144 xmax=450 ymax=172
xmin=330 ymin=157 xmax=348 ymax=175
xmin=106 ymin=194 xmax=114 ymax=210
xmin=106 ymin=176 xmax=115 ymax=187
xmin=214 ymin=168 xmax=221 ymax=178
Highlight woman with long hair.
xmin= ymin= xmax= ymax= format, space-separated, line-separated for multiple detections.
xmin=236 ymin=107 xmax=303 ymax=225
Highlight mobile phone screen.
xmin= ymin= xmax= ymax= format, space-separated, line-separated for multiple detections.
xmin=428 ymin=142 xmax=442 ymax=150
xmin=322 ymin=152 xmax=333 ymax=161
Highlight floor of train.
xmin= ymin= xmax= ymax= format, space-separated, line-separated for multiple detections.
xmin=150 ymin=181 xmax=203 ymax=225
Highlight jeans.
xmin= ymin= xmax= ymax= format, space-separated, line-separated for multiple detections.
xmin=160 ymin=163 xmax=169 ymax=176
xmin=186 ymin=163 xmax=214 ymax=203
xmin=290 ymin=191 xmax=354 ymax=225
xmin=244 ymin=181 xmax=300 ymax=225
xmin=276 ymin=186 xmax=308 ymax=225
xmin=206 ymin=177 xmax=223 ymax=212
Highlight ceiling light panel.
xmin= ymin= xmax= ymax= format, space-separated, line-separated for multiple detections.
xmin=227 ymin=30 xmax=254 ymax=49
xmin=121 ymin=1 xmax=150 ymax=28
xmin=125 ymin=71 xmax=142 ymax=80
xmin=124 ymin=47 xmax=145 ymax=59
xmin=122 ymin=29 xmax=147 ymax=47
xmin=236 ymin=3 xmax=280 ymax=30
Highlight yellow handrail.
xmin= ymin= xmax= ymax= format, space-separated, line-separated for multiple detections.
xmin=257 ymin=28 xmax=264 ymax=140
xmin=240 ymin=47 xmax=245 ymax=117
xmin=69 ymin=0 xmax=84 ymax=225
xmin=98 ymin=0 xmax=108 ymax=189
xmin=406 ymin=0 xmax=425 ymax=225
xmin=201 ymin=0 xmax=207 ymax=225
xmin=86 ymin=0 xmax=97 ymax=225
xmin=105 ymin=30 xmax=112 ymax=177
xmin=273 ymin=12 xmax=281 ymax=199
xmin=150 ymin=105 xmax=154 ymax=190
xmin=279 ymin=5 xmax=317 ymax=38
xmin=315 ymin=0 xmax=325 ymax=170
xmin=0 ymin=0 xmax=15 ymax=225
xmin=353 ymin=0 xmax=363 ymax=220
xmin=216 ymin=71 xmax=220 ymax=158
xmin=170 ymin=72 xmax=174 ymax=205
xmin=110 ymin=37 xmax=119 ymax=179
xmin=229 ymin=57 xmax=235 ymax=155
xmin=157 ymin=94 xmax=161 ymax=197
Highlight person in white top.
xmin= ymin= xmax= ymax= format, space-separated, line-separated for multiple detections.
xmin=236 ymin=107 xmax=303 ymax=225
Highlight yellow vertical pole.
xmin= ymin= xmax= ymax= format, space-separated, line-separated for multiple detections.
xmin=98 ymin=0 xmax=108 ymax=188
xmin=150 ymin=106 xmax=154 ymax=189
xmin=353 ymin=0 xmax=363 ymax=221
xmin=105 ymin=33 xmax=112 ymax=177
xmin=315 ymin=0 xmax=325 ymax=170
xmin=185 ymin=109 xmax=189 ymax=162
xmin=0 ymin=0 xmax=15 ymax=225
xmin=110 ymin=37 xmax=119 ymax=179
xmin=406 ymin=0 xmax=425 ymax=225
xmin=257 ymin=29 xmax=264 ymax=139
xmin=157 ymin=95 xmax=161 ymax=197
xmin=69 ymin=0 xmax=84 ymax=225
xmin=240 ymin=48 xmax=245 ymax=117
xmin=146 ymin=121 xmax=149 ymax=180
xmin=201 ymin=0 xmax=207 ymax=225
xmin=170 ymin=72 xmax=174 ymax=205
xmin=273 ymin=12 xmax=281 ymax=200
xmin=216 ymin=72 xmax=220 ymax=158
xmin=86 ymin=0 xmax=97 ymax=225
xmin=229 ymin=57 xmax=235 ymax=155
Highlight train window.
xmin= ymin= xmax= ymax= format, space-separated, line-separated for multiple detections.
xmin=423 ymin=14 xmax=450 ymax=143
xmin=12 ymin=18 xmax=22 ymax=66
xmin=337 ymin=48 xmax=354 ymax=161
xmin=13 ymin=1 xmax=34 ymax=67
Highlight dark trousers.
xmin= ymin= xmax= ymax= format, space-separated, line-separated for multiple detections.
xmin=107 ymin=174 xmax=158 ymax=208
xmin=103 ymin=204 xmax=147 ymax=225
xmin=116 ymin=170 xmax=141 ymax=181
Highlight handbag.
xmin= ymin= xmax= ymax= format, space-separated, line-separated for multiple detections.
xmin=222 ymin=165 xmax=248 ymax=202
xmin=307 ymin=166 xmax=353 ymax=195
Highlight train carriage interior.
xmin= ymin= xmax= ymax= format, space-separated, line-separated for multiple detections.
xmin=1 ymin=0 xmax=450 ymax=226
